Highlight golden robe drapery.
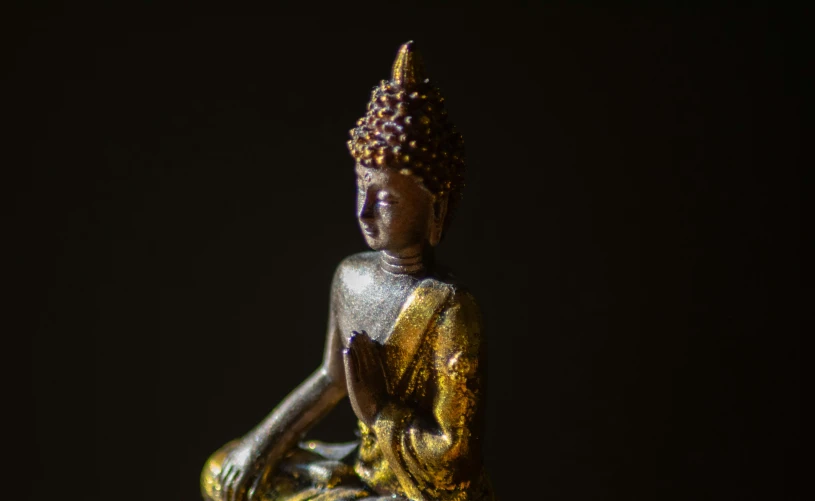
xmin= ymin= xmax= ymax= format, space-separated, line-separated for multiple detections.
xmin=202 ymin=278 xmax=493 ymax=501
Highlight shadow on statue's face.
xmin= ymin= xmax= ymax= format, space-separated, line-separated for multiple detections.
xmin=355 ymin=164 xmax=435 ymax=254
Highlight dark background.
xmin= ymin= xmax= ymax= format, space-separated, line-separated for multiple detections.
xmin=7 ymin=6 xmax=801 ymax=501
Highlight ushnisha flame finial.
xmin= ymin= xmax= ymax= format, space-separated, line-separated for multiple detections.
xmin=391 ymin=41 xmax=426 ymax=90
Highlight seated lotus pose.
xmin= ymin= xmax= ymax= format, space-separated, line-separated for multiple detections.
xmin=202 ymin=42 xmax=493 ymax=501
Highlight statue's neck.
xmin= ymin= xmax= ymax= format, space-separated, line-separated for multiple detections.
xmin=380 ymin=248 xmax=433 ymax=276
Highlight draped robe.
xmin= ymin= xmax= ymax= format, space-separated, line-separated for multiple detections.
xmin=202 ymin=278 xmax=493 ymax=501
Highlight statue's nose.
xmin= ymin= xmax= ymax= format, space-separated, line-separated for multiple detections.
xmin=357 ymin=192 xmax=375 ymax=220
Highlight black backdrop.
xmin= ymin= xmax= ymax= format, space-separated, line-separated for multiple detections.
xmin=8 ymin=6 xmax=801 ymax=501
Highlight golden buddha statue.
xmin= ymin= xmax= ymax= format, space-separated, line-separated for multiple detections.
xmin=201 ymin=41 xmax=494 ymax=501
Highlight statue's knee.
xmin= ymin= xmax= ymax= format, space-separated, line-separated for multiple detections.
xmin=200 ymin=441 xmax=238 ymax=500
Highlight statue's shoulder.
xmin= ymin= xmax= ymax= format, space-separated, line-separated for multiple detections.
xmin=426 ymin=276 xmax=483 ymax=356
xmin=331 ymin=251 xmax=379 ymax=288
xmin=425 ymin=269 xmax=479 ymax=311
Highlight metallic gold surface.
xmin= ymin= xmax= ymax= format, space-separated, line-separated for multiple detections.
xmin=357 ymin=281 xmax=489 ymax=501
xmin=202 ymin=42 xmax=493 ymax=501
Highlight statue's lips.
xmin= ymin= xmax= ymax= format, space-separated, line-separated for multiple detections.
xmin=362 ymin=226 xmax=378 ymax=237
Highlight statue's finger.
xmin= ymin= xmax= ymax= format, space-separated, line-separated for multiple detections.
xmin=221 ymin=484 xmax=230 ymax=501
xmin=362 ymin=342 xmax=379 ymax=372
xmin=360 ymin=339 xmax=378 ymax=368
xmin=354 ymin=348 xmax=365 ymax=380
xmin=248 ymin=471 xmax=265 ymax=500
xmin=218 ymin=463 xmax=232 ymax=485
xmin=231 ymin=470 xmax=244 ymax=501
xmin=346 ymin=346 xmax=362 ymax=381
xmin=352 ymin=330 xmax=370 ymax=346
xmin=343 ymin=350 xmax=355 ymax=381
xmin=228 ymin=473 xmax=243 ymax=501
xmin=221 ymin=469 xmax=233 ymax=501
xmin=351 ymin=332 xmax=366 ymax=350
xmin=351 ymin=342 xmax=365 ymax=366
xmin=363 ymin=345 xmax=378 ymax=373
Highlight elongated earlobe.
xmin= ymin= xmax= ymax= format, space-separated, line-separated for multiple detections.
xmin=428 ymin=194 xmax=449 ymax=247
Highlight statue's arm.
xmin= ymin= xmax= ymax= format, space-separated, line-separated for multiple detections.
xmin=211 ymin=272 xmax=349 ymax=501
xmin=244 ymin=286 xmax=348 ymax=466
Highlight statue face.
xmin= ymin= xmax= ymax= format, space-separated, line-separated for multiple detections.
xmin=355 ymin=164 xmax=435 ymax=254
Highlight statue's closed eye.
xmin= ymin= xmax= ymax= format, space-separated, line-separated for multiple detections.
xmin=377 ymin=192 xmax=398 ymax=205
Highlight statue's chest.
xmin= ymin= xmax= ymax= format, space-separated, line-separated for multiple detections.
xmin=336 ymin=277 xmax=416 ymax=347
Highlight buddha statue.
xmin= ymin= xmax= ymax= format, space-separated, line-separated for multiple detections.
xmin=201 ymin=41 xmax=494 ymax=501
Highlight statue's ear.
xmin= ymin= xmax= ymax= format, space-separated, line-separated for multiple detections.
xmin=429 ymin=193 xmax=449 ymax=247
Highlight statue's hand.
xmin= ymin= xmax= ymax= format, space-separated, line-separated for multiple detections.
xmin=343 ymin=330 xmax=388 ymax=426
xmin=217 ymin=437 xmax=267 ymax=501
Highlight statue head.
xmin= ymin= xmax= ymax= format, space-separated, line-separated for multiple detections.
xmin=348 ymin=41 xmax=465 ymax=255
